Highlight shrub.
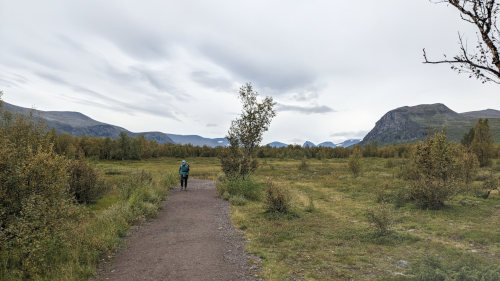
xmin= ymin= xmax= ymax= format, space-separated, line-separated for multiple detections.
xmin=384 ymin=159 xmax=396 ymax=169
xmin=470 ymin=118 xmax=494 ymax=167
xmin=298 ymin=158 xmax=309 ymax=171
xmin=456 ymin=147 xmax=479 ymax=185
xmin=216 ymin=176 xmax=263 ymax=201
xmin=348 ymin=148 xmax=362 ymax=177
xmin=304 ymin=196 xmax=316 ymax=213
xmin=265 ymin=180 xmax=291 ymax=213
xmin=407 ymin=132 xmax=463 ymax=209
xmin=67 ymin=160 xmax=103 ymax=204
xmin=412 ymin=255 xmax=500 ymax=281
xmin=229 ymin=194 xmax=248 ymax=206
xmin=483 ymin=172 xmax=498 ymax=191
xmin=413 ymin=256 xmax=448 ymax=281
xmin=365 ymin=203 xmax=394 ymax=235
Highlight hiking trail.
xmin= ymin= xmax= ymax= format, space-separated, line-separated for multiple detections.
xmin=96 ymin=178 xmax=260 ymax=281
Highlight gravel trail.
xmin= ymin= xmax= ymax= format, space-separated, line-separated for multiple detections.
xmin=96 ymin=178 xmax=260 ymax=281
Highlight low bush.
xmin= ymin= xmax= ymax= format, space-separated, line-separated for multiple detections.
xmin=298 ymin=158 xmax=309 ymax=171
xmin=365 ymin=203 xmax=394 ymax=235
xmin=265 ymin=180 xmax=291 ymax=213
xmin=412 ymin=255 xmax=500 ymax=281
xmin=348 ymin=149 xmax=362 ymax=177
xmin=67 ymin=159 xmax=104 ymax=204
xmin=229 ymin=194 xmax=248 ymax=206
xmin=304 ymin=196 xmax=316 ymax=213
xmin=407 ymin=132 xmax=469 ymax=209
xmin=384 ymin=159 xmax=396 ymax=169
xmin=216 ymin=176 xmax=263 ymax=201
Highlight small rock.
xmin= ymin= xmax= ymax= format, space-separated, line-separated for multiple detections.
xmin=395 ymin=260 xmax=410 ymax=268
xmin=407 ymin=229 xmax=415 ymax=232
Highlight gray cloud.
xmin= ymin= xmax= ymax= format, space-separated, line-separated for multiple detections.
xmin=277 ymin=103 xmax=335 ymax=114
xmin=191 ymin=71 xmax=233 ymax=91
xmin=291 ymin=91 xmax=319 ymax=102
xmin=1 ymin=0 xmax=499 ymax=144
xmin=330 ymin=130 xmax=369 ymax=138
xmin=34 ymin=70 xmax=179 ymax=120
xmin=206 ymin=123 xmax=217 ymax=127
xmin=201 ymin=44 xmax=315 ymax=92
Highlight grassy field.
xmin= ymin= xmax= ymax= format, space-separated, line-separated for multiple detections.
xmin=98 ymin=157 xmax=500 ymax=280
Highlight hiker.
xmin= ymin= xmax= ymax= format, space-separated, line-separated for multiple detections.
xmin=178 ymin=160 xmax=190 ymax=191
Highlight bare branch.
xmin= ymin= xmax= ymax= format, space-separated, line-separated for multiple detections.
xmin=424 ymin=0 xmax=500 ymax=84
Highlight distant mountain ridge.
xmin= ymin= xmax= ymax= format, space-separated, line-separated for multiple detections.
xmin=362 ymin=103 xmax=500 ymax=145
xmin=1 ymin=102 xmax=229 ymax=147
xmin=336 ymin=139 xmax=361 ymax=147
xmin=266 ymin=141 xmax=288 ymax=148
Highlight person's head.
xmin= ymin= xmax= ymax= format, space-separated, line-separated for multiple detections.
xmin=182 ymin=160 xmax=186 ymax=165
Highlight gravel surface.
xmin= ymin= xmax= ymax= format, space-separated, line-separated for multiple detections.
xmin=95 ymin=178 xmax=261 ymax=281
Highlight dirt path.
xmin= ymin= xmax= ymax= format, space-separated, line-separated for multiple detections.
xmin=96 ymin=179 xmax=260 ymax=281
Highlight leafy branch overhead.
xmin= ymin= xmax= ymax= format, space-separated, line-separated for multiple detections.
xmin=423 ymin=0 xmax=500 ymax=84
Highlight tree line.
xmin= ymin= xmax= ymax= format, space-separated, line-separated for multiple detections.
xmin=44 ymin=123 xmax=499 ymax=164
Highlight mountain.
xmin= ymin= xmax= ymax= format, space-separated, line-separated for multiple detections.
xmin=166 ymin=134 xmax=229 ymax=147
xmin=362 ymin=103 xmax=500 ymax=145
xmin=336 ymin=139 xmax=361 ymax=147
xmin=302 ymin=141 xmax=316 ymax=148
xmin=266 ymin=141 xmax=288 ymax=148
xmin=460 ymin=109 xmax=500 ymax=119
xmin=0 ymin=102 xmax=228 ymax=146
xmin=317 ymin=141 xmax=337 ymax=148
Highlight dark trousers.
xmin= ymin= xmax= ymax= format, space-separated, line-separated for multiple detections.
xmin=180 ymin=175 xmax=188 ymax=188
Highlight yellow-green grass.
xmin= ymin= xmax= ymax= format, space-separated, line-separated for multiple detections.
xmin=93 ymin=157 xmax=221 ymax=181
xmin=96 ymin=157 xmax=500 ymax=280
xmin=238 ymin=158 xmax=500 ymax=280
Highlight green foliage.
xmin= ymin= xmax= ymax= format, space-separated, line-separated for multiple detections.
xmin=216 ymin=176 xmax=263 ymax=201
xmin=413 ymin=256 xmax=448 ymax=281
xmin=365 ymin=203 xmax=394 ymax=235
xmin=456 ymin=146 xmax=479 ymax=185
xmin=471 ymin=118 xmax=494 ymax=167
xmin=229 ymin=194 xmax=248 ymax=206
xmin=220 ymin=83 xmax=276 ymax=178
xmin=0 ymin=104 xmax=177 ymax=280
xmin=348 ymin=148 xmax=362 ymax=177
xmin=412 ymin=255 xmax=500 ymax=281
xmin=304 ymin=196 xmax=316 ymax=213
xmin=265 ymin=180 xmax=292 ymax=213
xmin=0 ymin=111 xmax=85 ymax=280
xmin=298 ymin=158 xmax=309 ymax=170
xmin=461 ymin=127 xmax=475 ymax=147
xmin=483 ymin=172 xmax=498 ymax=191
xmin=408 ymin=132 xmax=466 ymax=209
xmin=67 ymin=159 xmax=104 ymax=204
xmin=384 ymin=158 xmax=396 ymax=168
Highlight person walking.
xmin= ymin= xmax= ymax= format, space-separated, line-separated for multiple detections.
xmin=178 ymin=160 xmax=190 ymax=191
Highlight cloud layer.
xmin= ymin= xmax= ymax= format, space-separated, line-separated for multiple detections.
xmin=0 ymin=0 xmax=499 ymax=144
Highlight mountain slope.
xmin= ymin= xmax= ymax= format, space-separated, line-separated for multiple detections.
xmin=1 ymin=102 xmax=238 ymax=146
xmin=362 ymin=104 xmax=500 ymax=145
xmin=266 ymin=141 xmax=288 ymax=148
xmin=317 ymin=141 xmax=337 ymax=148
xmin=336 ymin=139 xmax=361 ymax=147
xmin=166 ymin=134 xmax=229 ymax=147
xmin=302 ymin=141 xmax=316 ymax=148
xmin=460 ymin=109 xmax=500 ymax=119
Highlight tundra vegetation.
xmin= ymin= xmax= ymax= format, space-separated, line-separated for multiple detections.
xmin=0 ymin=93 xmax=177 ymax=280
xmin=1 ymin=90 xmax=500 ymax=280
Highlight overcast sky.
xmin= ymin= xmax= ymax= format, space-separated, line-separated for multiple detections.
xmin=0 ymin=0 xmax=498 ymax=145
